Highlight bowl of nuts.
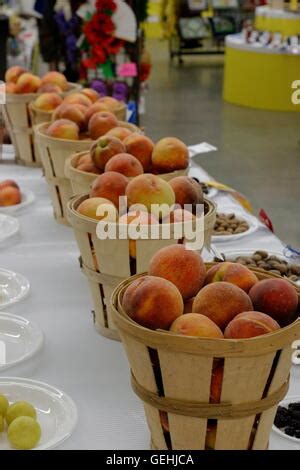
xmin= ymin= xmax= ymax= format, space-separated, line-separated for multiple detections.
xmin=212 ymin=210 xmax=259 ymax=242
xmin=218 ymin=250 xmax=300 ymax=286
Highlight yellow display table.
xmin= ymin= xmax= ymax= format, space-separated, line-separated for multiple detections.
xmin=223 ymin=34 xmax=300 ymax=111
xmin=255 ymin=6 xmax=300 ymax=35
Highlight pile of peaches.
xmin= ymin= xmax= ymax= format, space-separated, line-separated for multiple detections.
xmin=5 ymin=66 xmax=70 ymax=95
xmin=0 ymin=180 xmax=22 ymax=207
xmin=76 ymin=133 xmax=189 ymax=177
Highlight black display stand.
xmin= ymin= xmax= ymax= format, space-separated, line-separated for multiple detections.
xmin=0 ymin=15 xmax=9 ymax=80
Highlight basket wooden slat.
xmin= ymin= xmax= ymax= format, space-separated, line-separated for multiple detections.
xmin=111 ymin=266 xmax=300 ymax=450
xmin=1 ymin=83 xmax=81 ymax=167
xmin=67 ymin=195 xmax=216 ymax=339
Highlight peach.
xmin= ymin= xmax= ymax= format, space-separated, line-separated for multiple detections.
xmin=105 ymin=153 xmax=144 ymax=177
xmin=84 ymin=102 xmax=109 ymax=122
xmin=0 ymin=186 xmax=21 ymax=206
xmin=46 ymin=119 xmax=79 ymax=140
xmin=206 ymin=423 xmax=217 ymax=449
xmin=99 ymin=96 xmax=121 ymax=111
xmin=5 ymin=82 xmax=17 ymax=94
xmin=169 ymin=176 xmax=203 ymax=208
xmin=53 ymin=103 xmax=87 ymax=130
xmin=5 ymin=66 xmax=26 ymax=84
xmin=126 ymin=174 xmax=175 ymax=219
xmin=81 ymin=88 xmax=99 ymax=103
xmin=37 ymin=83 xmax=63 ymax=94
xmin=249 ymin=279 xmax=298 ymax=325
xmin=224 ymin=311 xmax=280 ymax=339
xmin=159 ymin=411 xmax=169 ymax=433
xmin=152 ymin=137 xmax=189 ymax=172
xmin=149 ymin=245 xmax=206 ymax=300
xmin=205 ymin=262 xmax=259 ymax=293
xmin=119 ymin=210 xmax=159 ymax=258
xmin=77 ymin=161 xmax=102 ymax=174
xmin=90 ymin=172 xmax=128 ymax=208
xmin=170 ymin=313 xmax=223 ymax=339
xmin=77 ymin=197 xmax=118 ymax=221
xmin=193 ymin=282 xmax=253 ymax=330
xmin=33 ymin=92 xmax=63 ymax=111
xmin=63 ymin=92 xmax=92 ymax=107
xmin=210 ymin=365 xmax=223 ymax=403
xmin=76 ymin=153 xmax=91 ymax=166
xmin=88 ymin=111 xmax=118 ymax=140
xmin=0 ymin=180 xmax=19 ymax=190
xmin=41 ymin=71 xmax=68 ymax=91
xmin=15 ymin=73 xmax=42 ymax=94
xmin=124 ymin=134 xmax=154 ymax=171
xmin=91 ymin=136 xmax=125 ymax=170
xmin=106 ymin=126 xmax=133 ymax=141
xmin=163 ymin=208 xmax=196 ymax=224
xmin=122 ymin=275 xmax=184 ymax=330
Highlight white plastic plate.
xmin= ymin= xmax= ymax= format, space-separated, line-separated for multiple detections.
xmin=0 ymin=377 xmax=78 ymax=450
xmin=212 ymin=209 xmax=259 ymax=242
xmin=272 ymin=396 xmax=300 ymax=444
xmin=0 ymin=269 xmax=30 ymax=310
xmin=0 ymin=190 xmax=35 ymax=214
xmin=0 ymin=214 xmax=20 ymax=243
xmin=0 ymin=313 xmax=43 ymax=371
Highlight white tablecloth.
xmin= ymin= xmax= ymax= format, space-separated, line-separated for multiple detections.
xmin=0 ymin=153 xmax=299 ymax=450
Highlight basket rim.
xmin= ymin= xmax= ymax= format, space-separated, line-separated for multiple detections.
xmin=67 ymin=192 xmax=217 ymax=227
xmin=5 ymin=82 xmax=81 ymax=103
xmin=110 ymin=267 xmax=300 ymax=356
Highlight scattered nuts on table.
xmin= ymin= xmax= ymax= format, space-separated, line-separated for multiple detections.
xmin=213 ymin=213 xmax=250 ymax=236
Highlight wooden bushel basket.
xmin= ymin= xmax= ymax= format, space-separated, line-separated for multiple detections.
xmin=111 ymin=266 xmax=300 ymax=450
xmin=67 ymin=195 xmax=217 ymax=340
xmin=35 ymin=122 xmax=93 ymax=225
xmin=65 ymin=151 xmax=189 ymax=196
xmin=0 ymin=83 xmax=81 ymax=167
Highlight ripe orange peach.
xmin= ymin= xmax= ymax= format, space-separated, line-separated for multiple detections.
xmin=88 ymin=111 xmax=118 ymax=140
xmin=122 ymin=275 xmax=184 ymax=330
xmin=46 ymin=119 xmax=79 ymax=140
xmin=184 ymin=297 xmax=195 ymax=314
xmin=77 ymin=197 xmax=118 ymax=221
xmin=63 ymin=92 xmax=92 ymax=107
xmin=169 ymin=176 xmax=203 ymax=207
xmin=84 ymin=102 xmax=109 ymax=122
xmin=37 ymin=83 xmax=63 ymax=94
xmin=149 ymin=245 xmax=206 ymax=300
xmin=170 ymin=313 xmax=223 ymax=339
xmin=210 ymin=365 xmax=224 ymax=403
xmin=77 ymin=161 xmax=102 ymax=174
xmin=152 ymin=137 xmax=189 ymax=172
xmin=224 ymin=311 xmax=280 ymax=339
xmin=0 ymin=186 xmax=22 ymax=206
xmin=124 ymin=134 xmax=154 ymax=171
xmin=205 ymin=262 xmax=259 ymax=293
xmin=53 ymin=103 xmax=87 ymax=130
xmin=15 ymin=73 xmax=42 ymax=94
xmin=91 ymin=136 xmax=125 ymax=170
xmin=0 ymin=180 xmax=19 ymax=190
xmin=163 ymin=208 xmax=195 ymax=224
xmin=126 ymin=174 xmax=175 ymax=219
xmin=90 ymin=172 xmax=128 ymax=208
xmin=249 ymin=279 xmax=298 ymax=325
xmin=5 ymin=66 xmax=26 ymax=84
xmin=99 ymin=96 xmax=121 ymax=111
xmin=33 ymin=92 xmax=63 ymax=111
xmin=105 ymin=153 xmax=144 ymax=177
xmin=193 ymin=282 xmax=253 ymax=330
xmin=81 ymin=88 xmax=99 ymax=103
xmin=106 ymin=126 xmax=133 ymax=141
xmin=119 ymin=210 xmax=159 ymax=258
xmin=5 ymin=82 xmax=17 ymax=94
xmin=41 ymin=71 xmax=68 ymax=91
